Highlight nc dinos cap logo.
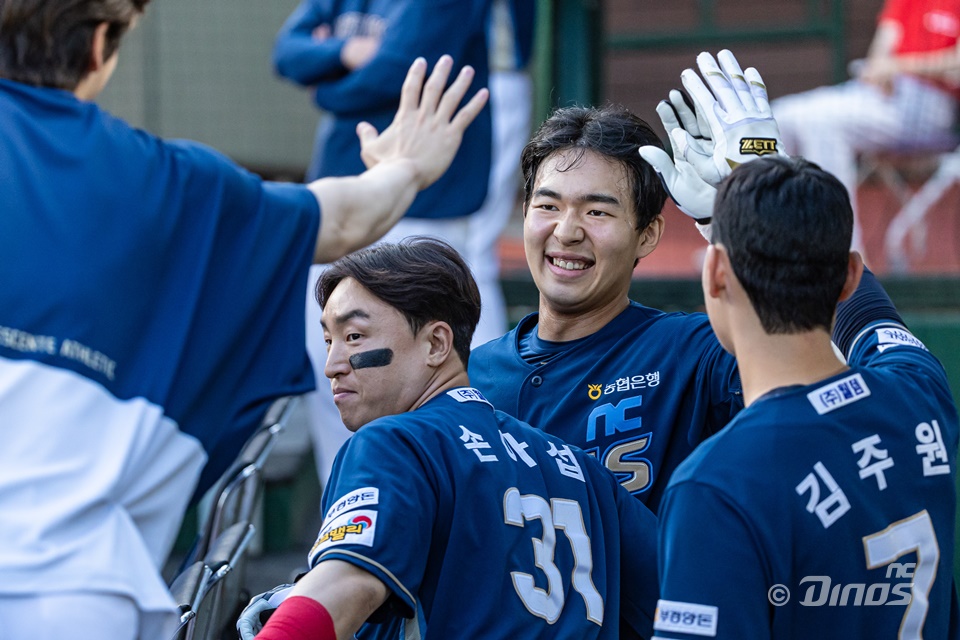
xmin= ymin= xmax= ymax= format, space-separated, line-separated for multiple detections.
xmin=739 ymin=138 xmax=778 ymax=156
xmin=588 ymin=384 xmax=602 ymax=401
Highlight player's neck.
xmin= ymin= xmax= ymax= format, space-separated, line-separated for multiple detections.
xmin=410 ymin=367 xmax=472 ymax=412
xmin=536 ymin=296 xmax=629 ymax=342
xmin=734 ymin=330 xmax=848 ymax=407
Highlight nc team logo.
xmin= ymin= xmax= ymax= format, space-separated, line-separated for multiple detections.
xmin=739 ymin=137 xmax=778 ymax=156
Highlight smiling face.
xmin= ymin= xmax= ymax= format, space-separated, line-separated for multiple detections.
xmin=524 ymin=149 xmax=661 ymax=323
xmin=321 ymin=278 xmax=435 ymax=431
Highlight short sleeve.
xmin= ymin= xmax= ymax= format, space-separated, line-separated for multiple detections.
xmin=310 ymin=421 xmax=439 ymax=617
xmin=162 ymin=141 xmax=321 ymax=495
xmin=655 ymin=481 xmax=771 ymax=640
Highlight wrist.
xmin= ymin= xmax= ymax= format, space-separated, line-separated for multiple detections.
xmin=257 ymin=596 xmax=336 ymax=640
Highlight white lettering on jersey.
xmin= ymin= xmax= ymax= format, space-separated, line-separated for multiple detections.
xmin=916 ymin=420 xmax=951 ymax=476
xmin=807 ymin=373 xmax=870 ymax=415
xmin=460 ymin=425 xmax=499 ymax=462
xmin=852 ymin=434 xmax=895 ymax=490
xmin=324 ymin=487 xmax=379 ymax=522
xmin=653 ymin=599 xmax=718 ymax=637
xmin=546 ymin=442 xmax=584 ymax=482
xmin=796 ymin=462 xmax=851 ymax=528
xmin=875 ymin=327 xmax=928 ymax=353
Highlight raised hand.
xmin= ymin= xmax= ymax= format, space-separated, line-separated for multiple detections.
xmin=679 ymin=49 xmax=785 ymax=184
xmin=356 ymin=55 xmax=489 ymax=191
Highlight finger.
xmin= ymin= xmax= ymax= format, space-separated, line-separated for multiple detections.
xmin=638 ymin=145 xmax=680 ymax=189
xmin=744 ymin=67 xmax=772 ymax=114
xmin=356 ymin=121 xmax=379 ymax=146
xmin=667 ymin=89 xmax=703 ymax=138
xmin=419 ymin=55 xmax=454 ymax=116
xmin=397 ymin=57 xmax=428 ymax=114
xmin=681 ymin=67 xmax=723 ymax=134
xmin=696 ymin=51 xmax=745 ymax=120
xmin=654 ymin=100 xmax=681 ymax=154
xmin=717 ymin=49 xmax=758 ymax=113
xmin=436 ymin=63 xmax=476 ymax=122
xmin=450 ymin=86 xmax=489 ymax=132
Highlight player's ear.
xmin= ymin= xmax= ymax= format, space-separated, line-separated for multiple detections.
xmin=702 ymin=243 xmax=728 ymax=300
xmin=89 ymin=22 xmax=111 ymax=73
xmin=636 ymin=214 xmax=664 ymax=262
xmin=422 ymin=320 xmax=454 ymax=368
xmin=838 ymin=250 xmax=865 ymax=302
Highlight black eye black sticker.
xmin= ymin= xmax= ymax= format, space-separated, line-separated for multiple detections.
xmin=349 ymin=348 xmax=394 ymax=369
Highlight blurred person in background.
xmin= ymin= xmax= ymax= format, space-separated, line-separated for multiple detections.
xmin=773 ymin=0 xmax=960 ymax=254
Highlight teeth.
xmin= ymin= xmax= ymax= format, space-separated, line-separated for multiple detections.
xmin=551 ymin=257 xmax=587 ymax=271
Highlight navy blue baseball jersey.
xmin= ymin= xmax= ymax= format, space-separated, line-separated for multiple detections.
xmin=0 ymin=78 xmax=317 ymax=616
xmin=308 ymin=387 xmax=659 ymax=639
xmin=469 ymin=303 xmax=742 ymax=511
xmin=654 ymin=321 xmax=959 ymax=639
xmin=273 ymin=0 xmax=491 ymax=218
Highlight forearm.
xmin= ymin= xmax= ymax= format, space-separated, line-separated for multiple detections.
xmin=308 ymin=159 xmax=420 ymax=263
xmin=273 ymin=0 xmax=345 ymax=85
xmin=832 ymin=267 xmax=904 ymax=358
xmin=274 ymin=36 xmax=347 ymax=85
xmin=890 ymin=47 xmax=960 ymax=79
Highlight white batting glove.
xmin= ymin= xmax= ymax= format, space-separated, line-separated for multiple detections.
xmin=236 ymin=583 xmax=295 ymax=640
xmin=638 ymin=90 xmax=717 ymax=237
xmin=680 ymin=49 xmax=785 ymax=183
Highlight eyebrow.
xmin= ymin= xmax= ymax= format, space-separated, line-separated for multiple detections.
xmin=320 ymin=308 xmax=371 ymax=330
xmin=532 ymin=187 xmax=622 ymax=208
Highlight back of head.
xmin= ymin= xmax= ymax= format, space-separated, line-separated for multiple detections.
xmin=317 ymin=237 xmax=481 ymax=367
xmin=520 ymin=104 xmax=667 ymax=232
xmin=712 ymin=155 xmax=853 ymax=334
xmin=0 ymin=0 xmax=149 ymax=90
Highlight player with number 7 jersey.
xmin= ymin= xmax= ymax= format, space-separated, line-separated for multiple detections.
xmin=653 ymin=156 xmax=959 ymax=639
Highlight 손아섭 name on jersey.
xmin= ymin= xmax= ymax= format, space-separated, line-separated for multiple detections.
xmin=459 ymin=425 xmax=586 ymax=481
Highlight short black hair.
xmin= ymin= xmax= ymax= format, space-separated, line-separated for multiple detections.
xmin=0 ymin=0 xmax=149 ymax=90
xmin=712 ymin=155 xmax=853 ymax=334
xmin=317 ymin=237 xmax=481 ymax=368
xmin=520 ymin=104 xmax=667 ymax=232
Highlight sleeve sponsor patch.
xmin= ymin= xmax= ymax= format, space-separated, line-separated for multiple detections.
xmin=654 ymin=599 xmax=718 ymax=637
xmin=309 ymin=509 xmax=378 ymax=566
xmin=324 ymin=487 xmax=379 ymax=522
xmin=807 ymin=373 xmax=871 ymax=415
xmin=875 ymin=327 xmax=928 ymax=353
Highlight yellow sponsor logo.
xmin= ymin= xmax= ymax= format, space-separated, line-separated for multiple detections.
xmin=588 ymin=384 xmax=603 ymax=401
xmin=739 ymin=138 xmax=778 ymax=156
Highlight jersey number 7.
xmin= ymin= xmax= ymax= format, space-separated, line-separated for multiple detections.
xmin=864 ymin=510 xmax=939 ymax=639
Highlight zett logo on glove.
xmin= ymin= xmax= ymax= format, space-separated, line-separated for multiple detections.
xmin=738 ymin=138 xmax=778 ymax=156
